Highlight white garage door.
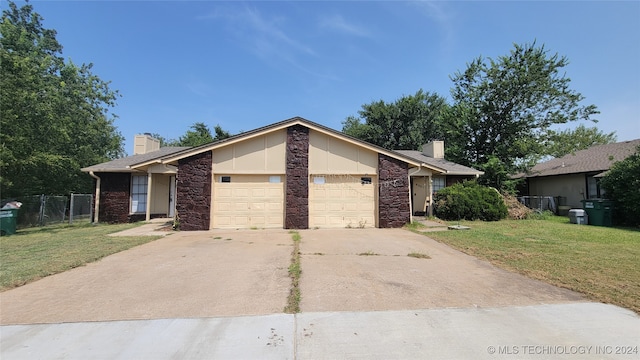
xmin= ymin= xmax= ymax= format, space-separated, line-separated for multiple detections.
xmin=310 ymin=175 xmax=376 ymax=228
xmin=213 ymin=174 xmax=284 ymax=229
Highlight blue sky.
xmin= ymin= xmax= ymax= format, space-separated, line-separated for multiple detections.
xmin=10 ymin=1 xmax=640 ymax=154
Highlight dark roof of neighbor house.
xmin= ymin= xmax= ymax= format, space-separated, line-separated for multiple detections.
xmin=395 ymin=150 xmax=484 ymax=175
xmin=515 ymin=139 xmax=640 ymax=179
xmin=81 ymin=147 xmax=190 ymax=172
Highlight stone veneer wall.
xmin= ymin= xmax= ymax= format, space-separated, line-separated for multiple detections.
xmin=98 ymin=172 xmax=131 ymax=223
xmin=378 ymin=154 xmax=410 ymax=228
xmin=176 ymin=151 xmax=212 ymax=231
xmin=285 ymin=125 xmax=309 ymax=229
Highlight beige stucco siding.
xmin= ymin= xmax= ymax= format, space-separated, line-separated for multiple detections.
xmin=213 ymin=130 xmax=286 ymax=173
xmin=528 ymin=174 xmax=586 ymax=208
xmin=309 ymin=130 xmax=377 ymax=174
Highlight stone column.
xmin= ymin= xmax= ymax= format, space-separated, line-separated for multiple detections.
xmin=285 ymin=125 xmax=309 ymax=229
xmin=176 ymin=151 xmax=212 ymax=231
xmin=378 ymin=154 xmax=410 ymax=228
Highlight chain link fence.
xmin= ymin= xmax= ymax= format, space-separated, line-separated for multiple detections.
xmin=1 ymin=194 xmax=93 ymax=228
xmin=69 ymin=193 xmax=93 ymax=224
xmin=517 ymin=196 xmax=557 ymax=214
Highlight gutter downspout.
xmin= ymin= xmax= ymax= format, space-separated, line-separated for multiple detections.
xmin=88 ymin=171 xmax=100 ymax=223
xmin=408 ymin=165 xmax=423 ymax=224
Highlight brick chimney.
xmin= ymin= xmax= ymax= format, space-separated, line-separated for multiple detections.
xmin=133 ymin=133 xmax=160 ymax=155
xmin=422 ymin=141 xmax=444 ymax=159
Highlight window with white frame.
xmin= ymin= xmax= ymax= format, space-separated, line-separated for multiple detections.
xmin=432 ymin=176 xmax=445 ymax=193
xmin=131 ymin=175 xmax=148 ymax=213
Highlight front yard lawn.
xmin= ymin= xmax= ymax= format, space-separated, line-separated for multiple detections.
xmin=413 ymin=217 xmax=640 ymax=313
xmin=0 ymin=223 xmax=160 ymax=291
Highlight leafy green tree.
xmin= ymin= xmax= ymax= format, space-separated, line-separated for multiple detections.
xmin=342 ymin=89 xmax=448 ymax=150
xmin=1 ymin=1 xmax=124 ymax=197
xmin=151 ymin=123 xmax=231 ymax=148
xmin=599 ymin=145 xmax=640 ymax=226
xmin=443 ymin=42 xmax=599 ymax=175
xmin=477 ymin=156 xmax=522 ymax=194
xmin=169 ymin=123 xmax=230 ymax=147
xmin=544 ymin=125 xmax=616 ymax=158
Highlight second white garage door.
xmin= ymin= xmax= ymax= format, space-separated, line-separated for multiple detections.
xmin=213 ymin=174 xmax=284 ymax=229
xmin=309 ymin=175 xmax=376 ymax=228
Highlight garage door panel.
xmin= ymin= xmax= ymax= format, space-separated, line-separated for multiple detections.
xmin=217 ymin=188 xmax=232 ymax=197
xmin=234 ymin=188 xmax=250 ymax=197
xmin=268 ymin=202 xmax=282 ymax=211
xmin=267 ymin=188 xmax=281 ymax=197
xmin=251 ymin=188 xmax=266 ymax=197
xmin=310 ymin=175 xmax=376 ymax=228
xmin=216 ymin=216 xmax=231 ymax=226
xmin=213 ymin=175 xmax=284 ymax=229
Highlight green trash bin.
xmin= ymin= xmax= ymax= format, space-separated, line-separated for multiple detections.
xmin=0 ymin=208 xmax=18 ymax=236
xmin=581 ymin=199 xmax=614 ymax=227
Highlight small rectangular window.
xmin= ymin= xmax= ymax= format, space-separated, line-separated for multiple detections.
xmin=361 ymin=177 xmax=372 ymax=185
xmin=221 ymin=176 xmax=231 ymax=183
xmin=269 ymin=176 xmax=281 ymax=183
xmin=313 ymin=176 xmax=325 ymax=185
xmin=432 ymin=176 xmax=446 ymax=193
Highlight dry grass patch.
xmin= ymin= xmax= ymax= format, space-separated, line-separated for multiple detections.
xmin=418 ymin=216 xmax=640 ymax=313
xmin=407 ymin=252 xmax=431 ymax=259
xmin=358 ymin=251 xmax=379 ymax=256
xmin=284 ymin=231 xmax=301 ymax=313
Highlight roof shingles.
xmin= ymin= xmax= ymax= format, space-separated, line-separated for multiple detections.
xmin=521 ymin=139 xmax=640 ymax=178
xmin=395 ymin=150 xmax=483 ymax=175
xmin=81 ymin=147 xmax=190 ymax=172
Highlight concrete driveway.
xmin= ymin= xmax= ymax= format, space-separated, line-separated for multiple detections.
xmin=2 ymin=227 xmax=584 ymax=325
xmin=0 ymin=230 xmax=293 ymax=325
xmin=299 ymin=228 xmax=583 ymax=312
xmin=3 ymin=227 xmax=639 ymax=359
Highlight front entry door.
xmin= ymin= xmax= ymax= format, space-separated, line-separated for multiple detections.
xmin=411 ymin=177 xmax=428 ymax=215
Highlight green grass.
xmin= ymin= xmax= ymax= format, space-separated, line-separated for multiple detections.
xmin=358 ymin=251 xmax=379 ymax=256
xmin=407 ymin=252 xmax=431 ymax=259
xmin=284 ymin=231 xmax=301 ymax=313
xmin=414 ymin=216 xmax=640 ymax=313
xmin=0 ymin=222 xmax=161 ymax=291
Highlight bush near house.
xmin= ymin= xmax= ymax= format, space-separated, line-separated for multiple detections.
xmin=434 ymin=181 xmax=507 ymax=221
xmin=599 ymin=145 xmax=640 ymax=227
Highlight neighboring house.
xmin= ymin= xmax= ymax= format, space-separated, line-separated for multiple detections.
xmin=82 ymin=117 xmax=482 ymax=230
xmin=514 ymin=139 xmax=640 ymax=209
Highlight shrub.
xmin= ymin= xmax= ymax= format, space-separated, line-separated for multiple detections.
xmin=599 ymin=145 xmax=640 ymax=226
xmin=434 ymin=181 xmax=507 ymax=221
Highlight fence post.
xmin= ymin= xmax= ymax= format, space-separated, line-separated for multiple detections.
xmin=69 ymin=193 xmax=74 ymax=225
xmin=38 ymin=194 xmax=45 ymax=226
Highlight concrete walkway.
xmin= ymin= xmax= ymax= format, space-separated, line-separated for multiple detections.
xmin=413 ymin=217 xmax=449 ymax=232
xmin=2 ymin=303 xmax=638 ymax=359
xmin=108 ymin=218 xmax=174 ymax=237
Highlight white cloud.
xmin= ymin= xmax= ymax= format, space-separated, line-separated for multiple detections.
xmin=408 ymin=1 xmax=456 ymax=53
xmin=199 ymin=5 xmax=316 ymax=67
xmin=318 ymin=14 xmax=370 ymax=38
